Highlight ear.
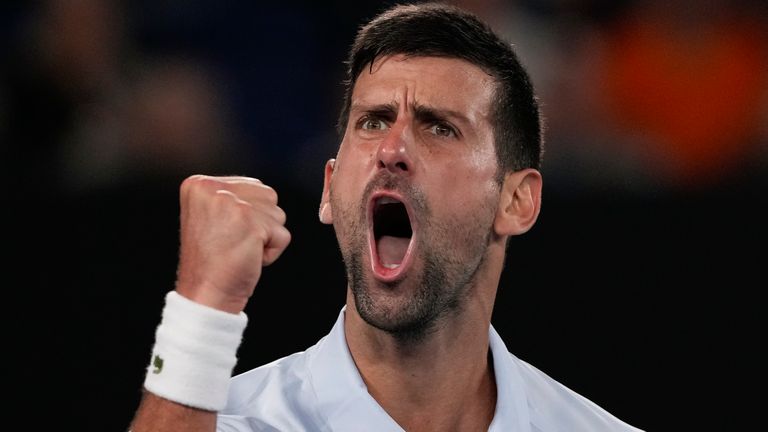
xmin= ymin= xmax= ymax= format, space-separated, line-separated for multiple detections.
xmin=319 ymin=159 xmax=335 ymax=224
xmin=493 ymin=168 xmax=542 ymax=236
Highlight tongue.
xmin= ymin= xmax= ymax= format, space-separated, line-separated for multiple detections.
xmin=377 ymin=235 xmax=410 ymax=268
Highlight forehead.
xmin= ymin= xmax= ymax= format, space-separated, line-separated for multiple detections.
xmin=351 ymin=55 xmax=496 ymax=117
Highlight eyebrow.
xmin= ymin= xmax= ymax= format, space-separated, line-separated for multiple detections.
xmin=412 ymin=103 xmax=470 ymax=128
xmin=351 ymin=102 xmax=398 ymax=119
xmin=350 ymin=102 xmax=471 ymax=127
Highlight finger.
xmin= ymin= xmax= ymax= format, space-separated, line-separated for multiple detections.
xmin=204 ymin=175 xmax=262 ymax=184
xmin=213 ymin=191 xmax=288 ymax=265
xmin=208 ymin=176 xmax=278 ymax=206
xmin=182 ymin=175 xmax=278 ymax=207
xmin=262 ymin=225 xmax=291 ymax=266
xmin=249 ymin=201 xmax=287 ymax=226
xmin=181 ymin=175 xmax=250 ymax=202
xmin=186 ymin=174 xmax=263 ymax=185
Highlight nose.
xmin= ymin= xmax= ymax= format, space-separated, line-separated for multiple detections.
xmin=376 ymin=123 xmax=412 ymax=174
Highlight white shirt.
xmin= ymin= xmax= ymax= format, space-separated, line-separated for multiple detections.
xmin=217 ymin=308 xmax=643 ymax=431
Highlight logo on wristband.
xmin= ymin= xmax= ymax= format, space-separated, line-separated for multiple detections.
xmin=152 ymin=354 xmax=164 ymax=374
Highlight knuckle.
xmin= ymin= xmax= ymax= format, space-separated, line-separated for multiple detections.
xmin=182 ymin=175 xmax=218 ymax=196
xmin=251 ymin=223 xmax=270 ymax=244
xmin=211 ymin=190 xmax=246 ymax=215
xmin=211 ymin=189 xmax=233 ymax=203
xmin=234 ymin=198 xmax=254 ymax=213
xmin=261 ymin=185 xmax=278 ymax=204
xmin=180 ymin=175 xmax=198 ymax=196
xmin=275 ymin=206 xmax=287 ymax=223
xmin=279 ymin=226 xmax=292 ymax=244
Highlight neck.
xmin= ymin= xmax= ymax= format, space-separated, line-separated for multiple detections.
xmin=344 ymin=285 xmax=498 ymax=431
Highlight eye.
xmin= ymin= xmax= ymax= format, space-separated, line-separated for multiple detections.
xmin=429 ymin=122 xmax=457 ymax=138
xmin=359 ymin=117 xmax=390 ymax=131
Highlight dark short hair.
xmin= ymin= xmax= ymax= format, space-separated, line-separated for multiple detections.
xmin=337 ymin=2 xmax=543 ymax=177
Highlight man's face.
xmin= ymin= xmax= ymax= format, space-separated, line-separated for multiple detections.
xmin=325 ymin=55 xmax=501 ymax=337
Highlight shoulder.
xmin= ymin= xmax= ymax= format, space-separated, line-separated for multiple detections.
xmin=227 ymin=350 xmax=311 ymax=405
xmin=217 ymin=342 xmax=328 ymax=431
xmin=509 ymin=353 xmax=643 ymax=432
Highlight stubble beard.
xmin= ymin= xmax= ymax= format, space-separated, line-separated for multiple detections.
xmin=332 ymin=174 xmax=495 ymax=344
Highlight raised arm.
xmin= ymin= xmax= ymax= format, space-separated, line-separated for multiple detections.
xmin=129 ymin=175 xmax=291 ymax=432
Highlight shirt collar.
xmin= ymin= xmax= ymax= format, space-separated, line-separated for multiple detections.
xmin=488 ymin=325 xmax=532 ymax=432
xmin=308 ymin=306 xmax=403 ymax=431
xmin=308 ymin=307 xmax=531 ymax=432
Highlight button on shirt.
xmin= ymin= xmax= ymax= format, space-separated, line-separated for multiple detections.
xmin=217 ymin=308 xmax=642 ymax=431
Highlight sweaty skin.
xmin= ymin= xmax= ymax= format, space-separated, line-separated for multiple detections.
xmin=131 ymin=55 xmax=542 ymax=432
xmin=319 ymin=55 xmax=542 ymax=431
xmin=329 ymin=55 xmax=499 ymax=332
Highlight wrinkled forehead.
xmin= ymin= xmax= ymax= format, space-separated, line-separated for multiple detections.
xmin=350 ymin=54 xmax=496 ymax=119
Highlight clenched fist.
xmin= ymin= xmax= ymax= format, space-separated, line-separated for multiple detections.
xmin=174 ymin=175 xmax=291 ymax=314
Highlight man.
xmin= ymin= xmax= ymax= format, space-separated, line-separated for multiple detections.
xmin=130 ymin=3 xmax=642 ymax=431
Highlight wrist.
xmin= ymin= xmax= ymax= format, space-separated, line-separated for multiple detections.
xmin=143 ymin=290 xmax=248 ymax=411
xmin=175 ymin=282 xmax=249 ymax=315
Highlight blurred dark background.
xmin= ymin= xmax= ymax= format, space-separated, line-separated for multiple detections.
xmin=4 ymin=0 xmax=766 ymax=430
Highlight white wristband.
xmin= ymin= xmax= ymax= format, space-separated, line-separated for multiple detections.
xmin=143 ymin=291 xmax=248 ymax=411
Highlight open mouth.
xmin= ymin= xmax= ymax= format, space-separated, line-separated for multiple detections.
xmin=368 ymin=193 xmax=416 ymax=281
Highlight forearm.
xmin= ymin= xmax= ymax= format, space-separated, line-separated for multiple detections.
xmin=127 ymin=291 xmax=246 ymax=431
xmin=129 ymin=176 xmax=290 ymax=431
xmin=129 ymin=391 xmax=216 ymax=432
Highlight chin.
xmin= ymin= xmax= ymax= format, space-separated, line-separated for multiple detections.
xmin=351 ymin=263 xmax=444 ymax=342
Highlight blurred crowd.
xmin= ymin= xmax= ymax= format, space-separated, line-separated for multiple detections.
xmin=464 ymin=0 xmax=768 ymax=194
xmin=3 ymin=0 xmax=766 ymax=199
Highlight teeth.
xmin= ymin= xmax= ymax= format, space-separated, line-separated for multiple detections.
xmin=383 ymin=263 xmax=399 ymax=269
xmin=378 ymin=197 xmax=400 ymax=205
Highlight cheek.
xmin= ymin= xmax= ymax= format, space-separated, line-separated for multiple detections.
xmin=433 ymin=157 xmax=499 ymax=227
xmin=425 ymin=189 xmax=497 ymax=262
xmin=329 ymin=188 xmax=359 ymax=253
xmin=329 ymin=169 xmax=367 ymax=236
xmin=338 ymin=137 xmax=378 ymax=169
xmin=468 ymin=145 xmax=499 ymax=177
xmin=329 ymin=180 xmax=356 ymax=225
xmin=430 ymin=181 xmax=497 ymax=228
xmin=442 ymin=150 xmax=499 ymax=196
